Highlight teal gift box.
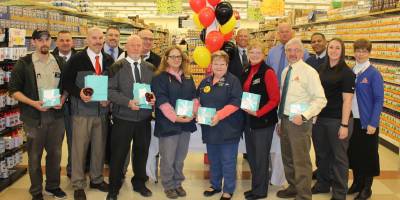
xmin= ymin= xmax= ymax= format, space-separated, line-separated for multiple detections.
xmin=289 ymin=103 xmax=309 ymax=121
xmin=175 ymin=99 xmax=194 ymax=118
xmin=240 ymin=92 xmax=261 ymax=112
xmin=40 ymin=88 xmax=60 ymax=107
xmin=84 ymin=75 xmax=108 ymax=101
xmin=197 ymin=107 xmax=216 ymax=126
xmin=133 ymin=83 xmax=152 ymax=109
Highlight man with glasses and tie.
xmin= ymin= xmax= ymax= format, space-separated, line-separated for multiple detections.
xmin=63 ymin=27 xmax=114 ymax=200
xmin=275 ymin=38 xmax=326 ymax=200
xmin=107 ymin=35 xmax=155 ymax=200
xmin=52 ymin=30 xmax=79 ymax=179
xmin=103 ymin=26 xmax=123 ymax=62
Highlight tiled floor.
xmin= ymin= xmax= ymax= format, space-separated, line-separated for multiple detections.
xmin=0 ymin=140 xmax=399 ymax=200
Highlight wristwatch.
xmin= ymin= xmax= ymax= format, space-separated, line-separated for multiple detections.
xmin=340 ymin=123 xmax=349 ymax=128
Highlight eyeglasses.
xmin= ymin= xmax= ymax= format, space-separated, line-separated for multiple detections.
xmin=168 ymin=55 xmax=182 ymax=60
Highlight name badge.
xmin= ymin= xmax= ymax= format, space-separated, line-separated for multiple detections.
xmin=252 ymin=78 xmax=261 ymax=85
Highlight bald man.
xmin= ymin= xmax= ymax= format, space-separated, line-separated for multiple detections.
xmin=63 ymin=27 xmax=114 ymax=200
xmin=107 ymin=35 xmax=155 ymax=200
xmin=138 ymin=29 xmax=161 ymax=68
xmin=265 ymin=23 xmax=310 ymax=84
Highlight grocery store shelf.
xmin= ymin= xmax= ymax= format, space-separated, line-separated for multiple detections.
xmin=294 ymin=7 xmax=400 ymax=27
xmin=0 ymin=167 xmax=27 ymax=192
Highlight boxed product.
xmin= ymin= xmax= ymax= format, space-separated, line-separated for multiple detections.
xmin=39 ymin=88 xmax=60 ymax=107
xmin=84 ymin=75 xmax=108 ymax=101
xmin=133 ymin=83 xmax=152 ymax=109
xmin=240 ymin=92 xmax=261 ymax=112
xmin=197 ymin=107 xmax=216 ymax=126
xmin=175 ymin=99 xmax=194 ymax=118
xmin=289 ymin=103 xmax=309 ymax=121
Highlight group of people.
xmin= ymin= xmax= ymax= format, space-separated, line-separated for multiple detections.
xmin=9 ymin=21 xmax=383 ymax=200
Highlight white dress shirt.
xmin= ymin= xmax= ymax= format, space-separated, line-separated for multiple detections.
xmin=87 ymin=48 xmax=103 ymax=72
xmin=59 ymin=51 xmax=72 ymax=62
xmin=125 ymin=56 xmax=142 ymax=82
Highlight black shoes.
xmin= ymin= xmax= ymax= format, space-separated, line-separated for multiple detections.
xmin=312 ymin=169 xmax=318 ymax=180
xmin=106 ymin=193 xmax=118 ymax=200
xmin=244 ymin=190 xmax=252 ymax=198
xmin=44 ymin=188 xmax=67 ymax=199
xmin=220 ymin=193 xmax=233 ymax=200
xmin=311 ymin=184 xmax=330 ymax=194
xmin=246 ymin=194 xmax=267 ymax=200
xmin=203 ymin=187 xmax=221 ymax=197
xmin=276 ymin=188 xmax=297 ymax=198
xmin=133 ymin=186 xmax=152 ymax=197
xmin=348 ymin=180 xmax=363 ymax=194
xmin=32 ymin=193 xmax=44 ymax=200
xmin=90 ymin=181 xmax=109 ymax=192
xmin=354 ymin=176 xmax=373 ymax=200
xmin=74 ymin=189 xmax=86 ymax=200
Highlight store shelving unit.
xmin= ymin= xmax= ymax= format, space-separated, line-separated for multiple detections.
xmin=186 ymin=30 xmax=207 ymax=87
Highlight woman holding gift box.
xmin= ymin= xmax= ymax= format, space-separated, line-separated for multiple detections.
xmin=311 ymin=38 xmax=355 ymax=200
xmin=241 ymin=40 xmax=280 ymax=200
xmin=197 ymin=50 xmax=244 ymax=200
xmin=347 ymin=39 xmax=384 ymax=200
xmin=151 ymin=46 xmax=197 ymax=199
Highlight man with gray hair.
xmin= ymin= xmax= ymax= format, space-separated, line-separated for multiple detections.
xmin=276 ymin=38 xmax=327 ymax=200
xmin=63 ymin=27 xmax=114 ymax=200
xmin=107 ymin=35 xmax=155 ymax=200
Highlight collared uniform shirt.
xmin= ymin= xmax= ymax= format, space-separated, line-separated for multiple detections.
xmin=280 ymin=59 xmax=327 ymax=120
xmin=32 ymin=52 xmax=61 ymax=92
xmin=125 ymin=56 xmax=142 ymax=82
xmin=86 ymin=48 xmax=103 ymax=72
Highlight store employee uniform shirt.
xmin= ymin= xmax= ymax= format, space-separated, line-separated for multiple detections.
xmin=32 ymin=52 xmax=61 ymax=92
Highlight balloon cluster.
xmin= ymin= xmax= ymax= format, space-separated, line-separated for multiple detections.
xmin=190 ymin=0 xmax=239 ymax=67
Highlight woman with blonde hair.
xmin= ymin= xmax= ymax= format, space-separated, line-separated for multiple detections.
xmin=151 ymin=46 xmax=197 ymax=199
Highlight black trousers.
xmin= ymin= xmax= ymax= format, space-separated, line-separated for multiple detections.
xmin=244 ymin=123 xmax=275 ymax=196
xmin=109 ymin=117 xmax=151 ymax=195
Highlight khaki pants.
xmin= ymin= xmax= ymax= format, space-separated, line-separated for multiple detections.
xmin=71 ymin=115 xmax=107 ymax=189
xmin=280 ymin=116 xmax=312 ymax=200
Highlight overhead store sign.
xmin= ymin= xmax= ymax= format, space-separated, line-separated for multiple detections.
xmin=156 ymin=0 xmax=183 ymax=15
xmin=261 ymin=0 xmax=285 ymax=17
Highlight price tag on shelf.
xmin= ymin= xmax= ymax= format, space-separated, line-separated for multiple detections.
xmin=8 ymin=28 xmax=26 ymax=47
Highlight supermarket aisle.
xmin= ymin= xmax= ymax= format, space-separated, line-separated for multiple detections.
xmin=0 ymin=140 xmax=399 ymax=200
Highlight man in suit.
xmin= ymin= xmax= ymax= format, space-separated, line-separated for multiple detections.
xmin=228 ymin=28 xmax=249 ymax=79
xmin=63 ymin=27 xmax=114 ymax=200
xmin=305 ymin=32 xmax=327 ymax=180
xmin=107 ymin=35 xmax=155 ymax=200
xmin=52 ymin=30 xmax=79 ymax=179
xmin=103 ymin=26 xmax=123 ymax=61
xmin=305 ymin=32 xmax=327 ymax=71
xmin=138 ymin=29 xmax=161 ymax=68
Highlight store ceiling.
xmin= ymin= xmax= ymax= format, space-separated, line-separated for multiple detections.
xmin=88 ymin=0 xmax=330 ymax=19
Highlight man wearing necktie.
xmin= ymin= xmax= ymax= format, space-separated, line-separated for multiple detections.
xmin=51 ymin=30 xmax=81 ymax=179
xmin=275 ymin=38 xmax=327 ymax=200
xmin=103 ymin=27 xmax=123 ymax=62
xmin=62 ymin=27 xmax=114 ymax=200
xmin=227 ymin=28 xmax=249 ymax=79
xmin=107 ymin=35 xmax=156 ymax=200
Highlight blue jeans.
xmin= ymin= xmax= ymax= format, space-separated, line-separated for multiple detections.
xmin=206 ymin=142 xmax=239 ymax=194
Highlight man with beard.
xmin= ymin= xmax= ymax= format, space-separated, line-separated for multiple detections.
xmin=63 ymin=27 xmax=114 ymax=200
xmin=52 ymin=30 xmax=81 ymax=179
xmin=103 ymin=26 xmax=123 ymax=61
xmin=9 ymin=29 xmax=67 ymax=200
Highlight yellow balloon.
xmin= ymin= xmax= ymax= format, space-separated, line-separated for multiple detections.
xmin=193 ymin=46 xmax=211 ymax=68
xmin=193 ymin=13 xmax=204 ymax=30
xmin=220 ymin=16 xmax=237 ymax=35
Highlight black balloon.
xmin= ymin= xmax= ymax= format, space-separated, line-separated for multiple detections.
xmin=215 ymin=2 xmax=233 ymax=25
xmin=221 ymin=41 xmax=235 ymax=59
xmin=200 ymin=28 xmax=206 ymax=43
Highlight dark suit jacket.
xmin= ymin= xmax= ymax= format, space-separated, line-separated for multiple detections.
xmin=52 ymin=47 xmax=78 ymax=60
xmin=305 ymin=54 xmax=327 ymax=72
xmin=147 ymin=51 xmax=161 ymax=69
xmin=228 ymin=46 xmax=245 ymax=79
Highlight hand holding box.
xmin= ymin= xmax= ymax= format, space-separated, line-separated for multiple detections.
xmin=240 ymin=92 xmax=261 ymax=112
xmin=197 ymin=107 xmax=216 ymax=126
xmin=84 ymin=75 xmax=108 ymax=101
xmin=175 ymin=99 xmax=194 ymax=118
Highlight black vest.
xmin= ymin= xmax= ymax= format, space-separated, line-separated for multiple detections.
xmin=241 ymin=63 xmax=278 ymax=129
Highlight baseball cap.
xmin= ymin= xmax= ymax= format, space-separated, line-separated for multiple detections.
xmin=32 ymin=29 xmax=51 ymax=40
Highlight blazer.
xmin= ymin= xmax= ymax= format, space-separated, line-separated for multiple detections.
xmin=228 ymin=46 xmax=245 ymax=79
